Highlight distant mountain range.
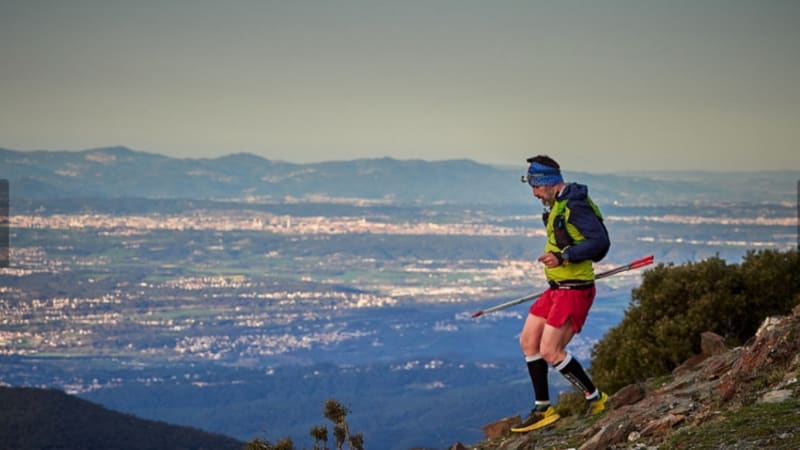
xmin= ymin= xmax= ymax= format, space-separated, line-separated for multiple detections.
xmin=1 ymin=146 xmax=797 ymax=205
xmin=0 ymin=386 xmax=243 ymax=450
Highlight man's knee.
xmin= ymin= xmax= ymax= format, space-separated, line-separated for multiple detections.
xmin=539 ymin=344 xmax=566 ymax=365
xmin=519 ymin=329 xmax=542 ymax=354
xmin=539 ymin=348 xmax=558 ymax=365
xmin=519 ymin=334 xmax=534 ymax=354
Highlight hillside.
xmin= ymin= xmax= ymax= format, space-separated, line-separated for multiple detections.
xmin=463 ymin=304 xmax=800 ymax=450
xmin=2 ymin=146 xmax=797 ymax=205
xmin=0 ymin=386 xmax=244 ymax=450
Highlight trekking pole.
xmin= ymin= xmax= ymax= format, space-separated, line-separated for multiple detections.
xmin=470 ymin=255 xmax=654 ymax=319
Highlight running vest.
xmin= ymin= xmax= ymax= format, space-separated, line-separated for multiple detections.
xmin=543 ymin=195 xmax=605 ymax=282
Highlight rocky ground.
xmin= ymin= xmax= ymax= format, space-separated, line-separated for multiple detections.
xmin=450 ymin=304 xmax=800 ymax=450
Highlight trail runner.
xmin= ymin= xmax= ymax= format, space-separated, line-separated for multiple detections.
xmin=511 ymin=155 xmax=611 ymax=433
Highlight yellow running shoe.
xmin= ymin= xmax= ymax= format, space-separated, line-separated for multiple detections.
xmin=588 ymin=391 xmax=609 ymax=415
xmin=510 ymin=405 xmax=560 ymax=433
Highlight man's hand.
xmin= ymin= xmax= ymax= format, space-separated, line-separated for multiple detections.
xmin=538 ymin=252 xmax=563 ymax=268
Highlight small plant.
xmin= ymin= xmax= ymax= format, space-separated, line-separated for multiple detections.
xmin=323 ymin=399 xmax=349 ymax=425
xmin=553 ymin=391 xmax=585 ymax=417
xmin=245 ymin=437 xmax=295 ymax=450
xmin=319 ymin=399 xmax=364 ymax=450
xmin=310 ymin=425 xmax=327 ymax=450
xmin=248 ymin=398 xmax=363 ymax=450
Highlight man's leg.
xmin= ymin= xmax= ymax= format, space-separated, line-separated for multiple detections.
xmin=540 ymin=322 xmax=601 ymax=402
xmin=519 ymin=313 xmax=549 ymax=406
xmin=512 ymin=313 xmax=561 ymax=432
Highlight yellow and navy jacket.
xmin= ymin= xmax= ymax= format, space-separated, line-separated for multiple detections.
xmin=543 ymin=182 xmax=610 ymax=282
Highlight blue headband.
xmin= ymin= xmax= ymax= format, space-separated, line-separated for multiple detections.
xmin=524 ymin=162 xmax=563 ymax=186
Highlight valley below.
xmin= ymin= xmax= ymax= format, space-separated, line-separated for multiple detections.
xmin=1 ymin=195 xmax=795 ymax=449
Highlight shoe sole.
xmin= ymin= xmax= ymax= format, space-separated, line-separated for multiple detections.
xmin=589 ymin=393 xmax=609 ymax=415
xmin=510 ymin=413 xmax=561 ymax=433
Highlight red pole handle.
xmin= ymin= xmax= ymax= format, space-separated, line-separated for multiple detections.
xmin=629 ymin=255 xmax=655 ymax=270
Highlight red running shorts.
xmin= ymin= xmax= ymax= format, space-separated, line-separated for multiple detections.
xmin=529 ymin=286 xmax=596 ymax=333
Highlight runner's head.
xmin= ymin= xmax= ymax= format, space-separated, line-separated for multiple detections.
xmin=523 ymin=155 xmax=563 ymax=187
xmin=522 ymin=155 xmax=564 ymax=207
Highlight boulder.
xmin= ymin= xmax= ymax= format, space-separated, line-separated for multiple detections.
xmin=700 ymin=331 xmax=727 ymax=356
xmin=610 ymin=383 xmax=646 ymax=408
xmin=481 ymin=415 xmax=521 ymax=439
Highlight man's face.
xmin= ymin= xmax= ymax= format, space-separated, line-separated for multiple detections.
xmin=532 ymin=184 xmax=558 ymax=207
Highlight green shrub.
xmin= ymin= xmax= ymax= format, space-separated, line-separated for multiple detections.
xmin=591 ymin=249 xmax=799 ymax=393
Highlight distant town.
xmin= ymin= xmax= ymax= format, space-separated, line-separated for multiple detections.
xmin=12 ymin=211 xmax=546 ymax=237
xmin=2 ymin=209 xmax=558 ymax=369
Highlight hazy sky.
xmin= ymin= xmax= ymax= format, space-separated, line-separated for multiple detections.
xmin=2 ymin=0 xmax=799 ymax=172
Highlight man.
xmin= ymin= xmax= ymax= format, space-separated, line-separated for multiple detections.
xmin=511 ymin=155 xmax=611 ymax=433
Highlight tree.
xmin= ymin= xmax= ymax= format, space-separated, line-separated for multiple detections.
xmin=321 ymin=399 xmax=364 ymax=450
xmin=247 ymin=398 xmax=363 ymax=450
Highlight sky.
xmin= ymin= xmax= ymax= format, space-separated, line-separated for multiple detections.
xmin=1 ymin=0 xmax=799 ymax=172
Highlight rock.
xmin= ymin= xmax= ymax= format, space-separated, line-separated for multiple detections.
xmin=672 ymin=353 xmax=708 ymax=376
xmin=755 ymin=316 xmax=784 ymax=339
xmin=481 ymin=415 xmax=521 ymax=439
xmin=779 ymin=375 xmax=798 ymax=390
xmin=717 ymin=376 xmax=738 ymax=402
xmin=703 ymin=348 xmax=740 ymax=380
xmin=639 ymin=413 xmax=685 ymax=437
xmin=759 ymin=389 xmax=793 ymax=404
xmin=700 ymin=331 xmax=727 ymax=356
xmin=468 ymin=307 xmax=800 ymax=449
xmin=610 ymin=383 xmax=647 ymax=408
xmin=740 ymin=314 xmax=800 ymax=375
xmin=448 ymin=442 xmax=468 ymax=450
xmin=579 ymin=422 xmax=636 ymax=450
xmin=673 ymin=332 xmax=727 ymax=376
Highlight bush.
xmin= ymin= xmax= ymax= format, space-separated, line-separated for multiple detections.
xmin=245 ymin=437 xmax=295 ymax=450
xmin=247 ymin=399 xmax=363 ymax=450
xmin=590 ymin=249 xmax=800 ymax=393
